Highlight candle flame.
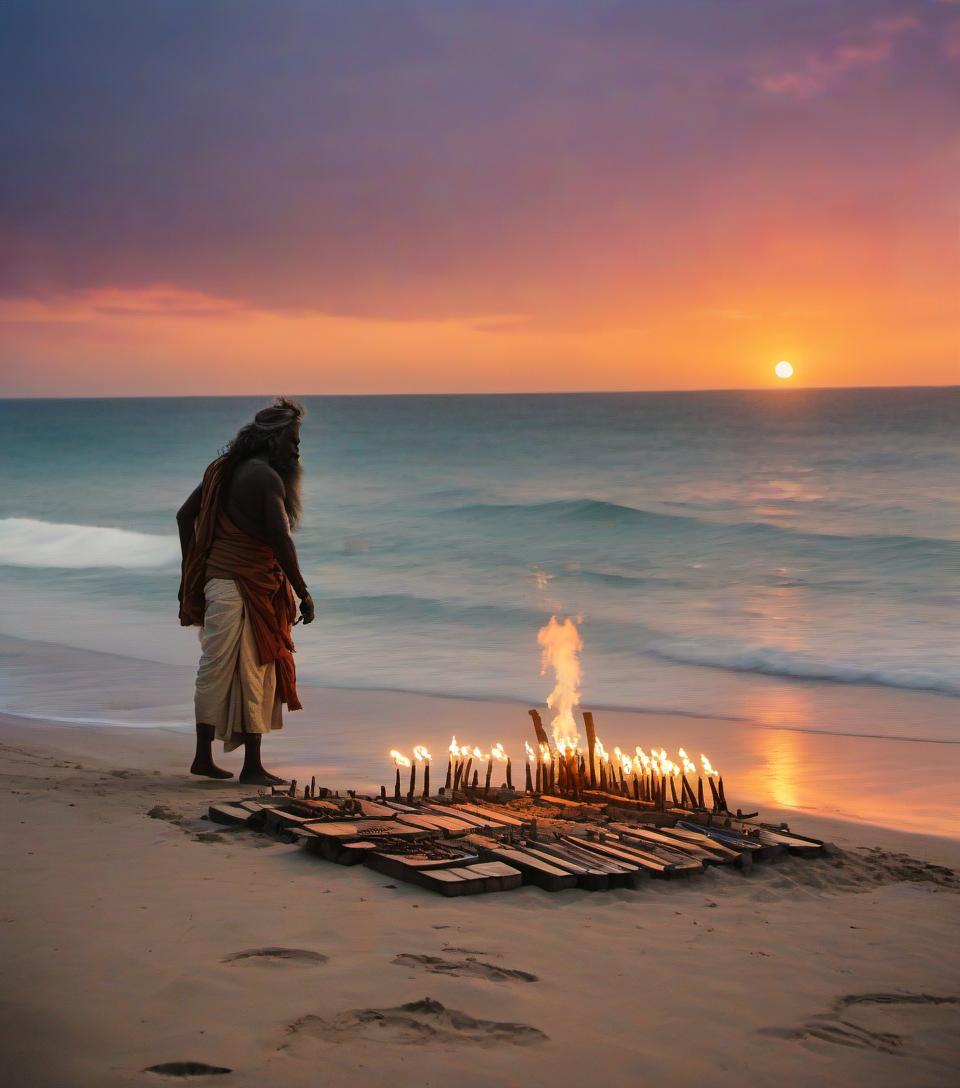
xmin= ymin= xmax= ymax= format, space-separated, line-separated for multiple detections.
xmin=679 ymin=747 xmax=696 ymax=776
xmin=390 ymin=749 xmax=412 ymax=768
xmin=700 ymin=753 xmax=720 ymax=777
xmin=449 ymin=735 xmax=459 ymax=756
xmin=413 ymin=745 xmax=431 ymax=763
xmin=524 ymin=740 xmax=536 ymax=763
xmin=491 ymin=742 xmax=508 ymax=763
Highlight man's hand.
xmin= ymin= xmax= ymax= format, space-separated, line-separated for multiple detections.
xmin=299 ymin=593 xmax=315 ymax=625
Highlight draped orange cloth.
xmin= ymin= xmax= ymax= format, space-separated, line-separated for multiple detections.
xmin=179 ymin=457 xmax=302 ymax=712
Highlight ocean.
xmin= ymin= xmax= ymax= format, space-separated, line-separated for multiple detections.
xmin=1 ymin=389 xmax=958 ymax=733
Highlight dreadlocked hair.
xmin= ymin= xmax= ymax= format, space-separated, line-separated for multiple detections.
xmin=219 ymin=396 xmax=305 ymax=527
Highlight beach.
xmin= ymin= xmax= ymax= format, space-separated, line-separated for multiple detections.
xmin=2 ymin=696 xmax=959 ymax=1088
xmin=2 ymin=390 xmax=958 ymax=1084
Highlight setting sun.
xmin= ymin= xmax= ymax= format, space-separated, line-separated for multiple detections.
xmin=775 ymin=361 xmax=794 ymax=380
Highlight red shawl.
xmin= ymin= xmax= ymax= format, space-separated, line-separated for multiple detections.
xmin=178 ymin=457 xmax=301 ymax=711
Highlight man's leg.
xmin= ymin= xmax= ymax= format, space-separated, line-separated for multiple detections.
xmin=239 ymin=733 xmax=287 ymax=785
xmin=190 ymin=722 xmax=234 ymax=779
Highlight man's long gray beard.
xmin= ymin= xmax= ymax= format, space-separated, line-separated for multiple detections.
xmin=272 ymin=457 xmax=303 ymax=530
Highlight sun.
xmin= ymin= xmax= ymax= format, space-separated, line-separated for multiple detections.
xmin=775 ymin=360 xmax=794 ymax=380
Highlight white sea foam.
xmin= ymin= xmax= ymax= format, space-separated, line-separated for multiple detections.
xmin=0 ymin=518 xmax=179 ymax=569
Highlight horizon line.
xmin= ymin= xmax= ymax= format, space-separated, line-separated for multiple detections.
xmin=2 ymin=382 xmax=959 ymax=401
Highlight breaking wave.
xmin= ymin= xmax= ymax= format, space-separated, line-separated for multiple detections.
xmin=648 ymin=638 xmax=960 ymax=697
xmin=0 ymin=518 xmax=179 ymax=569
xmin=445 ymin=498 xmax=960 ymax=555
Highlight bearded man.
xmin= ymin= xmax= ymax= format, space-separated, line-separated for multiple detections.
xmin=177 ymin=397 xmax=314 ymax=784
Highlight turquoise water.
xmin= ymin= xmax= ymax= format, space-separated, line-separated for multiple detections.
xmin=1 ymin=390 xmax=958 ymax=737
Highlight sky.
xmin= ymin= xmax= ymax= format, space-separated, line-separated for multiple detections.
xmin=1 ymin=0 xmax=958 ymax=395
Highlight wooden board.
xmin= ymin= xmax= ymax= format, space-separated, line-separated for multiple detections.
xmin=656 ymin=826 xmax=747 ymax=864
xmin=421 ymin=804 xmax=512 ymax=832
xmin=522 ymin=842 xmax=615 ymax=891
xmin=255 ymin=807 xmax=319 ymax=834
xmin=301 ymin=836 xmax=378 ymax=865
xmin=724 ymin=819 xmax=825 ymax=855
xmin=395 ymin=812 xmax=477 ymax=836
xmin=208 ymin=803 xmax=253 ymax=826
xmin=609 ymin=824 xmax=724 ymax=863
xmin=464 ymin=836 xmax=578 ymax=892
xmin=581 ymin=790 xmax=656 ymax=811
xmin=451 ymin=803 xmax=527 ymax=827
xmin=287 ymin=798 xmax=346 ymax=817
xmin=567 ymin=836 xmax=672 ymax=876
xmin=364 ymin=847 xmax=481 ymax=879
xmin=610 ymin=830 xmax=705 ymax=874
xmin=300 ymin=819 xmax=428 ymax=841
xmin=676 ymin=821 xmax=783 ymax=860
xmin=406 ymin=861 xmax=523 ymax=896
xmin=354 ymin=800 xmax=403 ymax=820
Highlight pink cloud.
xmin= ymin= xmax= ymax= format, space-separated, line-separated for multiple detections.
xmin=0 ymin=285 xmax=247 ymax=323
xmin=755 ymin=15 xmax=921 ymax=98
xmin=945 ymin=18 xmax=960 ymax=59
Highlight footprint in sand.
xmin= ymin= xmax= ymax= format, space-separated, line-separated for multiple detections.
xmin=222 ymin=947 xmax=328 ymax=967
xmin=147 ymin=804 xmax=183 ymax=824
xmin=392 ymin=953 xmax=537 ymax=983
xmin=143 ymin=1061 xmax=231 ymax=1077
xmin=281 ymin=997 xmax=547 ymax=1049
xmin=761 ymin=991 xmax=959 ymax=1064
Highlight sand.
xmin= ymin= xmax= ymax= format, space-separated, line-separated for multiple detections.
xmin=1 ymin=707 xmax=959 ymax=1088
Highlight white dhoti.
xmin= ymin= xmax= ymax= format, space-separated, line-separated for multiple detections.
xmin=194 ymin=578 xmax=283 ymax=751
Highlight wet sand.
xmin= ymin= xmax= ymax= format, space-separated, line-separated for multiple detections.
xmin=1 ymin=705 xmax=958 ymax=1088
xmin=2 ymin=633 xmax=959 ymax=838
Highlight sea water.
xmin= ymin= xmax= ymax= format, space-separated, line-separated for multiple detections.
xmin=1 ymin=389 xmax=958 ymax=744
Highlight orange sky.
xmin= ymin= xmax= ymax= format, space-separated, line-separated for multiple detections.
xmin=1 ymin=3 xmax=957 ymax=395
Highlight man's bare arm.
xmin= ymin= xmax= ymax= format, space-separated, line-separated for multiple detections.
xmin=176 ymin=484 xmax=202 ymax=563
xmin=259 ymin=468 xmax=314 ymax=623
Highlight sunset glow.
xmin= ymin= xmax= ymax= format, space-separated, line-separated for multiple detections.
xmin=775 ymin=361 xmax=795 ymax=380
xmin=1 ymin=3 xmax=957 ymax=396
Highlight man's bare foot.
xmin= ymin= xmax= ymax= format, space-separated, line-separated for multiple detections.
xmin=190 ymin=760 xmax=234 ymax=780
xmin=238 ymin=768 xmax=288 ymax=786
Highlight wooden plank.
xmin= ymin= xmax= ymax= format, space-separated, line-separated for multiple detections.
xmin=605 ymin=832 xmax=704 ymax=875
xmin=518 ymin=843 xmax=607 ymax=885
xmin=610 ymin=825 xmax=722 ymax=863
xmin=553 ymin=838 xmax=644 ymax=879
xmin=523 ymin=842 xmax=612 ymax=890
xmin=463 ymin=862 xmax=523 ymax=892
xmin=725 ymin=819 xmax=824 ymax=855
xmin=656 ymin=826 xmax=747 ymax=864
xmin=364 ymin=848 xmax=481 ymax=880
xmin=395 ymin=812 xmax=476 ymax=836
xmin=567 ymin=836 xmax=671 ymax=876
xmin=420 ymin=804 xmax=502 ymax=829
xmin=581 ymin=790 xmax=656 ymax=811
xmin=451 ymin=803 xmax=527 ymax=827
xmin=559 ymin=842 xmax=637 ymax=876
xmin=207 ymin=803 xmax=253 ymax=826
xmin=354 ymin=800 xmax=402 ymax=820
xmin=256 ymin=807 xmax=318 ymax=834
xmin=470 ymin=842 xmax=578 ymax=892
xmin=300 ymin=819 xmax=428 ymax=841
xmin=287 ymin=797 xmax=345 ymax=817
xmin=411 ymin=868 xmax=470 ymax=896
xmin=676 ymin=821 xmax=782 ymax=860
xmin=301 ymin=835 xmax=377 ymax=865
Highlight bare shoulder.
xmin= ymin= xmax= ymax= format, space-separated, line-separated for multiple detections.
xmin=236 ymin=458 xmax=285 ymax=496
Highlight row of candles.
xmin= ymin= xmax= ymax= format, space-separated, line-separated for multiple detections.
xmin=389 ymin=736 xmax=726 ymax=810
